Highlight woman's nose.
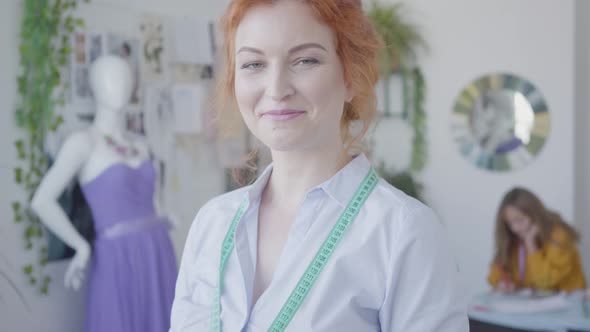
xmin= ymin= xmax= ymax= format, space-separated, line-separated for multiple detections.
xmin=266 ymin=67 xmax=295 ymax=101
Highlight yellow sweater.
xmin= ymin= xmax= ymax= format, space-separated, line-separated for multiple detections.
xmin=488 ymin=226 xmax=586 ymax=292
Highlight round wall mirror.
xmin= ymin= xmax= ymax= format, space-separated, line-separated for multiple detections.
xmin=451 ymin=73 xmax=550 ymax=172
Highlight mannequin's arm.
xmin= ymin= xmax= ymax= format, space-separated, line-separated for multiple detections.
xmin=31 ymin=131 xmax=93 ymax=252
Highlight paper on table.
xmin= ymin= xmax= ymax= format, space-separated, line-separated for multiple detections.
xmin=490 ymin=293 xmax=570 ymax=314
xmin=172 ymin=84 xmax=206 ymax=134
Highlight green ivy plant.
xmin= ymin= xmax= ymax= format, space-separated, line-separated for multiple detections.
xmin=12 ymin=0 xmax=89 ymax=295
xmin=408 ymin=67 xmax=426 ymax=171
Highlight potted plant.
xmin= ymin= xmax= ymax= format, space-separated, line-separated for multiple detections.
xmin=367 ymin=1 xmax=427 ymax=74
xmin=367 ymin=1 xmax=429 ymax=195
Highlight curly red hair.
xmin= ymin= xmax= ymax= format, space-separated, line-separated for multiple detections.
xmin=214 ymin=0 xmax=382 ymax=149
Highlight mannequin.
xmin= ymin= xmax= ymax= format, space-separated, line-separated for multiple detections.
xmin=31 ymin=55 xmax=177 ymax=332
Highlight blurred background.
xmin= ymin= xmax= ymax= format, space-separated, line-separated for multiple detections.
xmin=1 ymin=0 xmax=588 ymax=331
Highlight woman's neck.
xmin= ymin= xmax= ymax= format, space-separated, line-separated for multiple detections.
xmin=264 ymin=141 xmax=352 ymax=209
xmin=92 ymin=106 xmax=126 ymax=140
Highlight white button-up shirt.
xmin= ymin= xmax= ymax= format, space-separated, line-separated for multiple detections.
xmin=170 ymin=154 xmax=469 ymax=331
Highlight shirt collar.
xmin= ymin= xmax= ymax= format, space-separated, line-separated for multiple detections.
xmin=244 ymin=153 xmax=373 ymax=208
xmin=318 ymin=153 xmax=373 ymax=207
xmin=246 ymin=162 xmax=274 ymax=204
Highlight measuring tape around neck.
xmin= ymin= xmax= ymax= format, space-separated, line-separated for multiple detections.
xmin=211 ymin=168 xmax=378 ymax=332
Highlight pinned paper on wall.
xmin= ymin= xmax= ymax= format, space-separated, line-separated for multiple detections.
xmin=169 ymin=18 xmax=213 ymax=64
xmin=171 ymin=83 xmax=206 ymax=134
xmin=140 ymin=14 xmax=167 ymax=82
xmin=70 ymin=31 xmax=104 ymax=107
xmin=144 ymin=85 xmax=174 ymax=160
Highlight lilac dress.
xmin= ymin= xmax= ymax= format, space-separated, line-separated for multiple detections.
xmin=81 ymin=160 xmax=177 ymax=332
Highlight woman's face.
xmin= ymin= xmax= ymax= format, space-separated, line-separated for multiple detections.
xmin=234 ymin=1 xmax=353 ymax=152
xmin=503 ymin=205 xmax=533 ymax=238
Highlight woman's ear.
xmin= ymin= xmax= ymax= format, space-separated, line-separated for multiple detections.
xmin=344 ymin=83 xmax=354 ymax=103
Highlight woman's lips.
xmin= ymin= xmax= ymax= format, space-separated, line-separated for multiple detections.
xmin=262 ymin=109 xmax=305 ymax=121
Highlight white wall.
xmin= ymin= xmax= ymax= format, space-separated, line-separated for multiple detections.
xmin=575 ymin=0 xmax=590 ymax=282
xmin=373 ymin=0 xmax=575 ymax=295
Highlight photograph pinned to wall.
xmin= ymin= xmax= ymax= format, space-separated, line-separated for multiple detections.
xmin=74 ymin=32 xmax=86 ymax=64
xmin=140 ymin=14 xmax=167 ymax=82
xmin=171 ymin=63 xmax=213 ymax=84
xmin=70 ymin=31 xmax=105 ymax=107
xmin=89 ymin=33 xmax=103 ymax=63
xmin=107 ymin=33 xmax=141 ymax=108
xmin=125 ymin=109 xmax=146 ymax=137
xmin=74 ymin=66 xmax=91 ymax=100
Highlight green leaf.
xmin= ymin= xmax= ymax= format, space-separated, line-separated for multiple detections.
xmin=17 ymin=76 xmax=26 ymax=94
xmin=15 ymin=139 xmax=26 ymax=159
xmin=15 ymin=167 xmax=23 ymax=183
xmin=12 ymin=201 xmax=21 ymax=212
xmin=23 ymin=265 xmax=33 ymax=275
xmin=54 ymin=115 xmax=64 ymax=126
xmin=38 ymin=155 xmax=48 ymax=166
xmin=25 ymin=225 xmax=35 ymax=239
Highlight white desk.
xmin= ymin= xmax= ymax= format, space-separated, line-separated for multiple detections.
xmin=469 ymin=291 xmax=590 ymax=332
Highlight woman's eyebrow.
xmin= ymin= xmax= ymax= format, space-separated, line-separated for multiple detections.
xmin=237 ymin=42 xmax=327 ymax=55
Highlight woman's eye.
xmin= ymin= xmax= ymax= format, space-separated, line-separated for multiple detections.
xmin=241 ymin=62 xmax=263 ymax=70
xmin=295 ymin=58 xmax=319 ymax=66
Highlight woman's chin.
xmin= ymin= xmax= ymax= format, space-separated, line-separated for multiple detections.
xmin=259 ymin=134 xmax=309 ymax=152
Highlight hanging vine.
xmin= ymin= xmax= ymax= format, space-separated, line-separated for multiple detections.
xmin=409 ymin=68 xmax=427 ymax=171
xmin=13 ymin=0 xmax=89 ymax=295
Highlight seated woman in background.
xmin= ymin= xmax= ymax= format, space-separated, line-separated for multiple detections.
xmin=488 ymin=187 xmax=586 ymax=293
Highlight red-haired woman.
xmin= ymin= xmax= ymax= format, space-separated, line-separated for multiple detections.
xmin=170 ymin=1 xmax=468 ymax=331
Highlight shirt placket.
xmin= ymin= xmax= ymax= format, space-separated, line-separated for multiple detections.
xmin=246 ymin=190 xmax=326 ymax=329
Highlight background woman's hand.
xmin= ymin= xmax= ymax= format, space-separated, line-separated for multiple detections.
xmin=496 ymin=280 xmax=516 ymax=294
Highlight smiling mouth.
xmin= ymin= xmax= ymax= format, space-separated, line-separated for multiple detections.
xmin=262 ymin=109 xmax=305 ymax=121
